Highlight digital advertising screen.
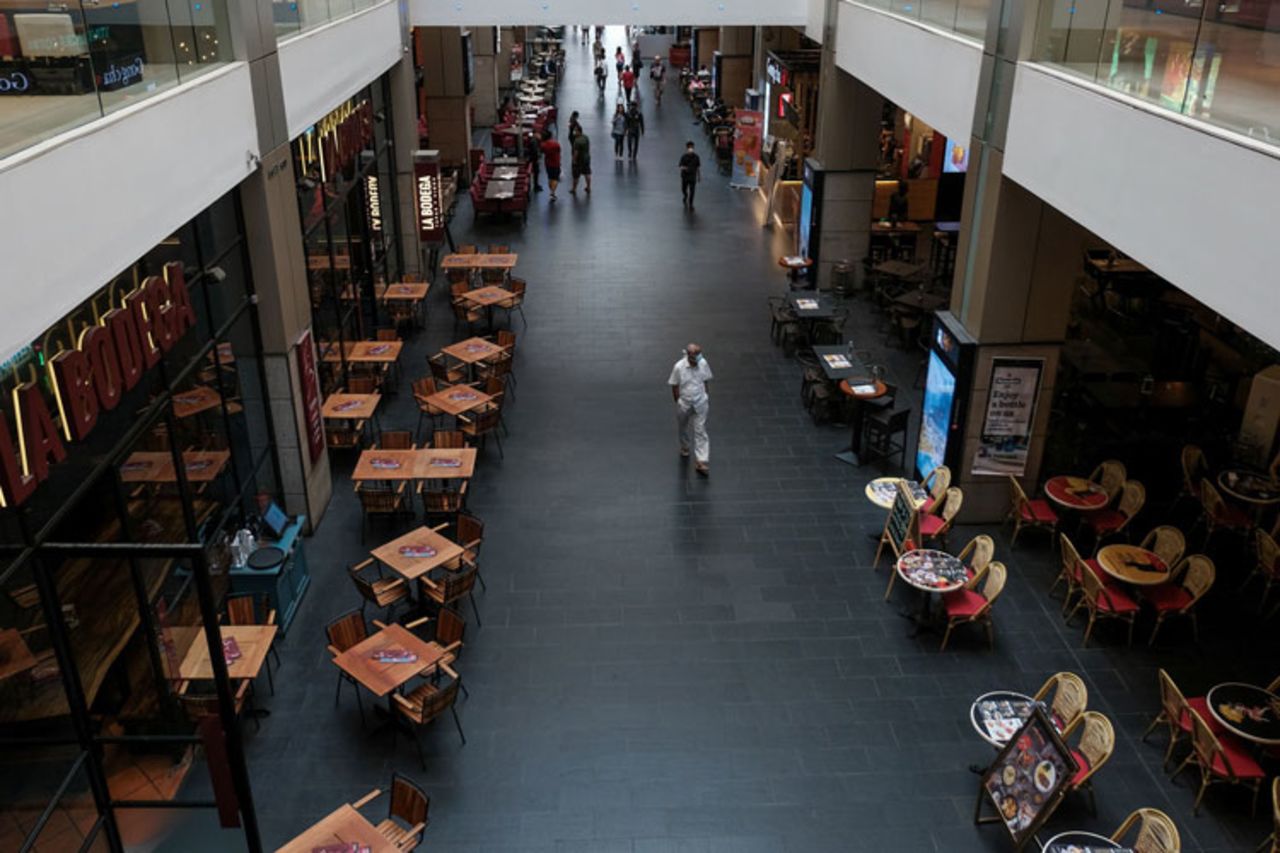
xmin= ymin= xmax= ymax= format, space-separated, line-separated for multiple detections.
xmin=917 ymin=350 xmax=956 ymax=479
xmin=943 ymin=138 xmax=968 ymax=173
xmin=798 ymin=183 xmax=814 ymax=259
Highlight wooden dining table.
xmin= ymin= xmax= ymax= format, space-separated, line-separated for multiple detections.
xmin=331 ymin=623 xmax=447 ymax=698
xmin=321 ymin=340 xmax=403 ymax=364
xmin=422 ymin=385 xmax=492 ymax=418
xmin=377 ymin=282 xmax=429 ymax=302
xmin=274 ymin=803 xmax=398 ymax=853
xmin=119 ymin=451 xmax=231 ymax=484
xmin=171 ymin=386 xmax=224 ymax=418
xmin=321 ymin=393 xmax=380 ymax=421
xmin=371 ymin=526 xmax=465 ymax=581
xmin=351 ymin=448 xmax=478 ymax=482
xmin=440 ymin=253 xmax=518 ymax=271
xmin=442 ymin=337 xmax=505 ymax=366
xmin=176 ymin=625 xmax=278 ymax=681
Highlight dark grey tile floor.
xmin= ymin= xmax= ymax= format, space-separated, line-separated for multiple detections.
xmin=171 ymin=27 xmax=1275 ymax=853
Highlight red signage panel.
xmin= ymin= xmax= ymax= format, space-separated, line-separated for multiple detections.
xmin=295 ymin=330 xmax=325 ymax=464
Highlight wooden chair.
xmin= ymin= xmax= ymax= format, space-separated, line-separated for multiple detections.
xmin=1178 ymin=706 xmax=1266 ymax=816
xmin=939 ymin=561 xmax=1006 ymax=651
xmin=1257 ymin=777 xmax=1279 ymax=853
xmin=1243 ymin=528 xmax=1280 ymax=613
xmin=1064 ymin=710 xmax=1115 ymax=814
xmin=175 ymin=679 xmax=258 ymax=731
xmin=1089 ymin=459 xmax=1127 ymax=502
xmin=1139 ymin=525 xmax=1187 ymax=571
xmin=491 ymin=329 xmax=518 ymax=359
xmin=1195 ymin=479 xmax=1252 ymax=549
xmin=499 ymin=277 xmax=527 ymax=327
xmin=456 ymin=512 xmax=486 ymax=591
xmin=456 ymin=244 xmax=478 ymax=254
xmin=459 ymin=404 xmax=504 ymax=459
xmin=487 ymin=243 xmax=509 ymax=254
xmin=419 ymin=561 xmax=482 ymax=626
xmin=450 ymin=283 xmax=483 ymax=330
xmin=349 ymin=558 xmax=409 ymax=622
xmin=1109 ymin=807 xmax=1180 ymax=853
xmin=1177 ymin=444 xmax=1208 ymax=513
xmin=920 ymin=487 xmax=961 ymax=548
xmin=1005 ymin=476 xmax=1058 ymax=546
xmin=412 ymin=377 xmax=445 ymax=443
xmin=431 ymin=429 xmax=467 ymax=449
xmin=476 ymin=352 xmax=515 ymax=401
xmin=1051 ymin=533 xmax=1090 ymax=615
xmin=355 ymin=482 xmax=411 ymax=544
xmin=1141 ymin=668 xmax=1226 ymax=773
xmin=351 ymin=773 xmax=430 ymax=851
xmin=418 ymin=480 xmax=468 ymax=526
xmin=380 ymin=430 xmax=415 ymax=450
xmin=325 ymin=610 xmax=369 ymax=726
xmin=1032 ymin=672 xmax=1088 ymax=735
xmin=348 ymin=376 xmax=379 ymax=394
xmin=327 ymin=423 xmax=366 ymax=450
xmin=224 ymin=593 xmax=280 ymax=694
xmin=1086 ymin=479 xmax=1145 ymax=544
xmin=1140 ymin=555 xmax=1214 ymax=645
xmin=428 ymin=353 xmax=466 ymax=386
xmin=1069 ymin=559 xmax=1139 ymax=646
xmin=392 ymin=669 xmax=466 ymax=769
xmin=921 ymin=464 xmax=951 ymax=513
xmin=405 ymin=607 xmax=470 ymax=698
xmin=955 ymin=533 xmax=993 ymax=579
xmin=375 ymin=328 xmax=400 ymax=343
xmin=481 ymin=376 xmax=509 ymax=433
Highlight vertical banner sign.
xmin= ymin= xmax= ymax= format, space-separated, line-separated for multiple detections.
xmin=413 ymin=149 xmax=445 ymax=244
xmin=295 ymin=329 xmax=325 ymax=464
xmin=972 ymin=357 xmax=1043 ymax=477
xmin=730 ymin=110 xmax=763 ymax=189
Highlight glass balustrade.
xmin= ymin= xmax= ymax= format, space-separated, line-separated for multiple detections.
xmin=1032 ymin=0 xmax=1280 ymax=148
xmin=855 ymin=0 xmax=992 ymax=43
xmin=274 ymin=0 xmax=380 ymax=42
xmin=0 ymin=0 xmax=233 ymax=161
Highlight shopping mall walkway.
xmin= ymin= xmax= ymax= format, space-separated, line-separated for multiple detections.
xmin=196 ymin=27 xmax=1265 ymax=853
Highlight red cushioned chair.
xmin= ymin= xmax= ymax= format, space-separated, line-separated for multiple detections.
xmin=1064 ymin=710 xmax=1114 ymax=815
xmin=920 ymin=464 xmax=951 ymax=514
xmin=1141 ymin=555 xmax=1214 ymax=645
xmin=1005 ymin=475 xmax=1058 ymax=547
xmin=1085 ymin=479 xmax=1145 ymax=545
xmin=1052 ymin=533 xmax=1088 ymax=615
xmin=1141 ymin=668 xmax=1226 ymax=773
xmin=920 ymin=487 xmax=962 ymax=549
xmin=1196 ymin=479 xmax=1252 ymax=550
xmin=955 ymin=534 xmax=994 ymax=581
xmin=1175 ymin=707 xmax=1266 ymax=816
xmin=1068 ymin=559 xmax=1139 ymax=647
xmin=939 ymin=561 xmax=1005 ymax=651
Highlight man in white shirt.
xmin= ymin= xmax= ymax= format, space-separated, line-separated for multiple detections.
xmin=668 ymin=343 xmax=713 ymax=475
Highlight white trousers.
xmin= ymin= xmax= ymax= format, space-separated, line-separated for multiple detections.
xmin=676 ymin=400 xmax=710 ymax=464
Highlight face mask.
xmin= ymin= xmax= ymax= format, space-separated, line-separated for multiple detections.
xmin=687 ymin=352 xmax=700 ymax=364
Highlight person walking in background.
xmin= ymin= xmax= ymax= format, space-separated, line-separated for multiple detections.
xmin=528 ymin=131 xmax=542 ymax=192
xmin=679 ymin=141 xmax=701 ymax=209
xmin=650 ymin=55 xmax=665 ymax=104
xmin=621 ymin=65 xmax=636 ymax=105
xmin=570 ymin=129 xmax=591 ymax=194
xmin=615 ymin=47 xmax=625 ymax=88
xmin=625 ymin=102 xmax=645 ymax=160
xmin=611 ymin=104 xmax=627 ymax=160
xmin=567 ymin=111 xmax=582 ymax=147
xmin=595 ymin=58 xmax=607 ymax=93
xmin=668 ymin=343 xmax=713 ymax=476
xmin=593 ymin=38 xmax=605 ymax=64
xmin=540 ymin=130 xmax=562 ymax=200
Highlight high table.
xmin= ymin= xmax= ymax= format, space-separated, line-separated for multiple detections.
xmin=777 ymin=255 xmax=813 ymax=287
xmin=1095 ymin=545 xmax=1171 ymax=586
xmin=1205 ymin=682 xmax=1280 ymax=745
xmin=895 ymin=549 xmax=967 ymax=635
xmin=274 ymin=804 xmax=398 ymax=853
xmin=835 ymin=379 xmax=888 ymax=466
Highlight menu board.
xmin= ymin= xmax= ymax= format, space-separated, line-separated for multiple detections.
xmin=875 ymin=480 xmax=920 ymax=568
xmin=976 ymin=707 xmax=1078 ymax=851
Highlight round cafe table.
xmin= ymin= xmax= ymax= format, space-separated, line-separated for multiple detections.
xmin=1218 ymin=469 xmax=1280 ymax=520
xmin=1043 ymin=476 xmax=1109 ymax=512
xmin=896 ymin=549 xmax=967 ymax=635
xmin=777 ymin=255 xmax=813 ymax=288
xmin=1206 ymin=682 xmax=1280 ymax=745
xmin=970 ymin=690 xmax=1036 ymax=748
xmin=1041 ymin=830 xmax=1123 ymax=851
xmin=865 ymin=476 xmax=929 ymax=510
xmin=1095 ymin=544 xmax=1171 ymax=586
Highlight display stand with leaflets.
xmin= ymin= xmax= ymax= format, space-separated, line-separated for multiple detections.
xmin=975 ymin=706 xmax=1078 ymax=851
xmin=874 ymin=479 xmax=920 ymax=569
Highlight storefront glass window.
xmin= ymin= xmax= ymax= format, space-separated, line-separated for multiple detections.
xmin=1032 ymin=0 xmax=1280 ymax=147
xmin=0 ymin=0 xmax=235 ymax=161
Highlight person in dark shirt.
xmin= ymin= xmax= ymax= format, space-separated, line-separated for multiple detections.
xmin=540 ymin=130 xmax=562 ymax=200
xmin=625 ymin=103 xmax=645 ymax=160
xmin=571 ymin=131 xmax=591 ymax=195
xmin=678 ymin=140 xmax=701 ymax=209
xmin=888 ymin=180 xmax=910 ymax=223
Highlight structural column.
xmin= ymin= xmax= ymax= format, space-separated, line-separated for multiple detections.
xmin=418 ymin=27 xmax=474 ymax=179
xmin=388 ymin=49 xmax=423 ymax=277
xmin=471 ymin=27 xmax=499 ymax=128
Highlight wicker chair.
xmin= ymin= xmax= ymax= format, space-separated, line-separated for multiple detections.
xmin=1005 ymin=476 xmax=1058 ymax=546
xmin=1176 ymin=444 xmax=1208 ymax=513
xmin=1141 ymin=555 xmax=1214 ymax=645
xmin=920 ymin=487 xmax=962 ymax=548
xmin=955 ymin=533 xmax=994 ymax=579
xmin=1139 ymin=526 xmax=1187 ymax=571
xmin=1069 ymin=559 xmax=1139 ymax=646
xmin=1051 ymin=533 xmax=1091 ymax=616
xmin=1177 ymin=707 xmax=1266 ymax=816
xmin=349 ymin=558 xmax=409 ymax=622
xmin=1257 ymin=777 xmax=1279 ymax=853
xmin=392 ymin=669 xmax=466 ymax=769
xmin=1109 ymin=807 xmax=1181 ymax=853
xmin=1195 ymin=479 xmax=1252 ymax=549
xmin=1089 ymin=459 xmax=1127 ymax=503
xmin=325 ymin=610 xmax=369 ymax=726
xmin=1032 ymin=672 xmax=1088 ymax=735
xmin=1086 ymin=479 xmax=1145 ymax=544
xmin=1242 ymin=528 xmax=1280 ymax=614
xmin=1141 ymin=668 xmax=1226 ymax=773
xmin=1064 ymin=710 xmax=1115 ymax=814
xmin=921 ymin=464 xmax=951 ymax=513
xmin=350 ymin=773 xmax=430 ymax=851
xmin=939 ymin=561 xmax=1006 ymax=651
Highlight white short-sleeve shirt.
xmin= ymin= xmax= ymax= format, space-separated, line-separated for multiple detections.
xmin=669 ymin=356 xmax=713 ymax=406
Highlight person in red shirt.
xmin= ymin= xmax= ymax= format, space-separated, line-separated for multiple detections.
xmin=539 ymin=130 xmax=562 ymax=200
xmin=621 ymin=66 xmax=636 ymax=104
